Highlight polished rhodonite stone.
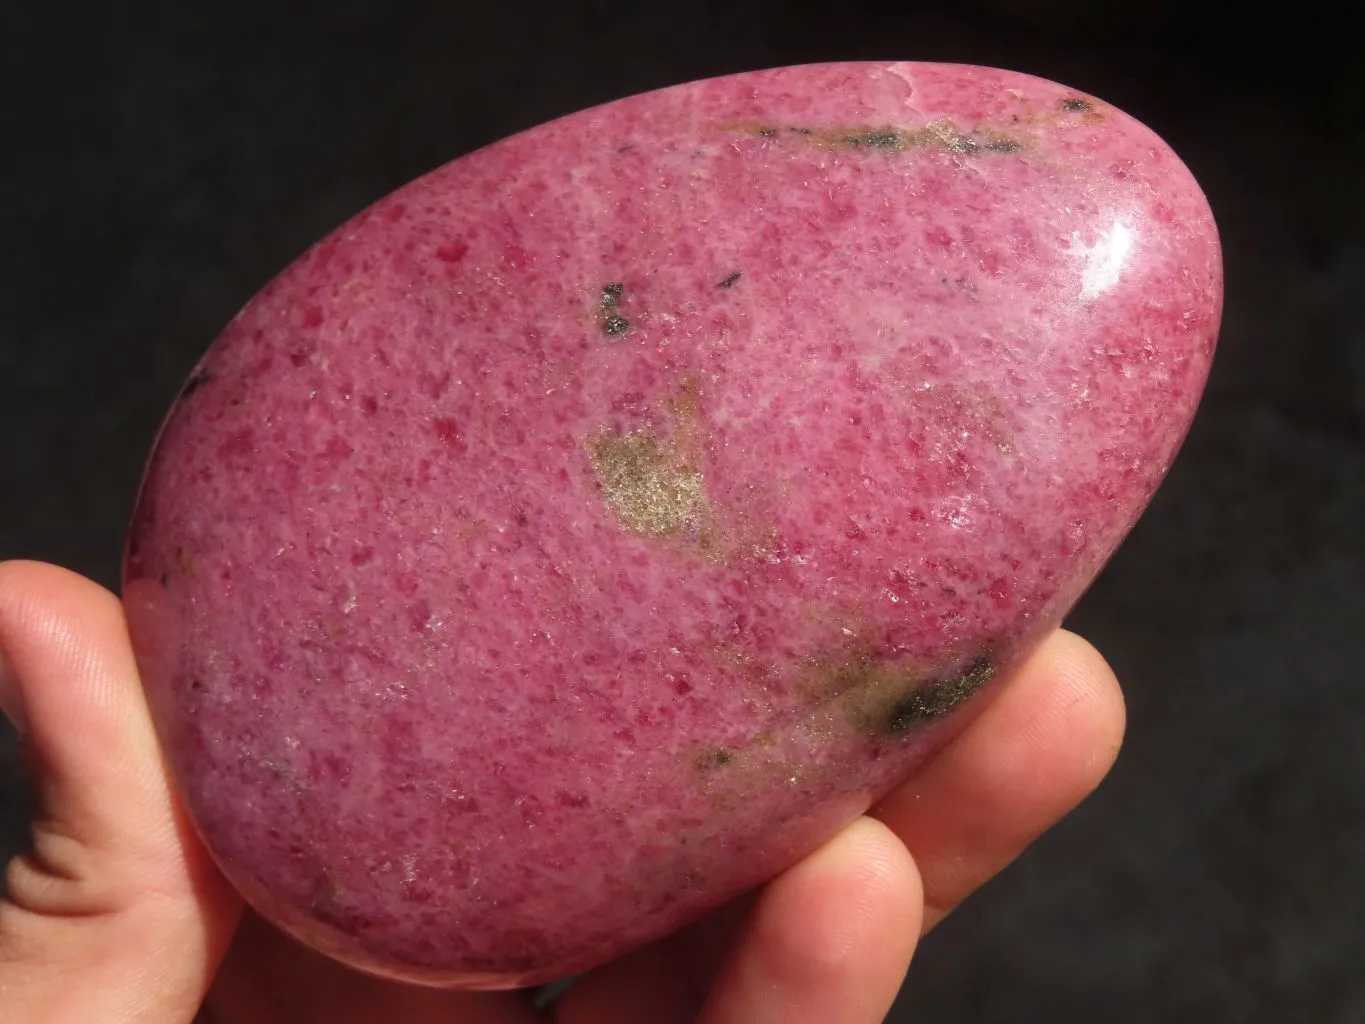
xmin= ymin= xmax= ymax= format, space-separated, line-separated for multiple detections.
xmin=122 ymin=62 xmax=1221 ymax=987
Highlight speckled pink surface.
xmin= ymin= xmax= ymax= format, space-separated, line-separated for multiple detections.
xmin=122 ymin=62 xmax=1221 ymax=987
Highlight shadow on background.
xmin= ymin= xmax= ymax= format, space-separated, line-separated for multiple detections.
xmin=2 ymin=1 xmax=1362 ymax=1020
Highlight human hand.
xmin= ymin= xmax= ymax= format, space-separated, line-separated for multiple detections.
xmin=0 ymin=559 xmax=1123 ymax=1023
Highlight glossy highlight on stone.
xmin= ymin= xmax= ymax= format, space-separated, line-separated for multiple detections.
xmin=122 ymin=62 xmax=1222 ymax=988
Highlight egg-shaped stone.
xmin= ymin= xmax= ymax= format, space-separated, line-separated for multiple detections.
xmin=123 ymin=61 xmax=1221 ymax=988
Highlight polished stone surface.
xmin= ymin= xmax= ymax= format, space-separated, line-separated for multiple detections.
xmin=121 ymin=62 xmax=1218 ymax=986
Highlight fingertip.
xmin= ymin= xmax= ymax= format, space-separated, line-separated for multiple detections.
xmin=1018 ymin=629 xmax=1126 ymax=781
xmin=937 ymin=627 xmax=1126 ymax=806
xmin=0 ymin=561 xmax=243 ymax=1024
xmin=770 ymin=817 xmax=922 ymax=979
xmin=1049 ymin=628 xmax=1122 ymax=698
xmin=0 ymin=561 xmax=132 ymax=733
xmin=798 ymin=817 xmax=922 ymax=960
xmin=0 ymin=561 xmax=127 ymax=759
xmin=700 ymin=817 xmax=922 ymax=1024
xmin=0 ymin=558 xmax=230 ymax=916
xmin=870 ymin=628 xmax=1126 ymax=934
xmin=0 ymin=559 xmax=156 ymax=822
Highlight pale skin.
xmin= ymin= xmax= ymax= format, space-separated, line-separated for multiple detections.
xmin=0 ymin=559 xmax=1125 ymax=1023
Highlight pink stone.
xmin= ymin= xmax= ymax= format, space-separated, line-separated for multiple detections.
xmin=122 ymin=62 xmax=1221 ymax=988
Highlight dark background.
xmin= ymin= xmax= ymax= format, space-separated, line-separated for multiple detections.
xmin=2 ymin=2 xmax=1363 ymax=1020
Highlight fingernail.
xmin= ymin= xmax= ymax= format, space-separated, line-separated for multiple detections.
xmin=0 ymin=648 xmax=26 ymax=735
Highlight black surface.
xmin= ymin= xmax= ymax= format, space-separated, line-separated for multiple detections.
xmin=3 ymin=2 xmax=1363 ymax=1020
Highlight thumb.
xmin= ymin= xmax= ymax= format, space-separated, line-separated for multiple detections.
xmin=0 ymin=560 xmax=241 ymax=1024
